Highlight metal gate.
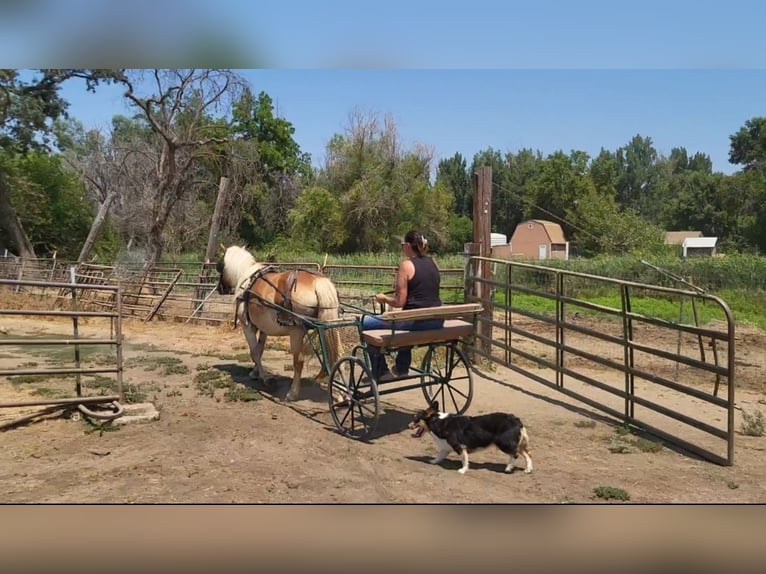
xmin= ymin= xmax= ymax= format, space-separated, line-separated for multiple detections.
xmin=464 ymin=256 xmax=736 ymax=466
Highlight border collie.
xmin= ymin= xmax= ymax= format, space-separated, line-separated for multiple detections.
xmin=408 ymin=402 xmax=533 ymax=475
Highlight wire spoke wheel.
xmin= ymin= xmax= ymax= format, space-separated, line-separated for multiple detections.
xmin=420 ymin=343 xmax=473 ymax=414
xmin=328 ymin=356 xmax=379 ymax=440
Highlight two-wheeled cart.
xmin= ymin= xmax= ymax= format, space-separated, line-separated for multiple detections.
xmin=301 ymin=301 xmax=484 ymax=440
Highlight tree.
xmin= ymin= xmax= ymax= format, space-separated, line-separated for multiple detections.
xmin=567 ymin=188 xmax=664 ymax=256
xmin=288 ymin=186 xmax=345 ymax=251
xmin=529 ymin=150 xmax=595 ymax=239
xmin=54 ymin=118 xmax=128 ymax=262
xmin=435 ymin=152 xmax=471 ymax=217
xmin=0 ymin=68 xmax=121 ymax=257
xmin=615 ymin=134 xmax=665 ymax=221
xmin=589 ymin=148 xmax=620 ymax=198
xmin=729 ymin=117 xmax=766 ymax=172
xmin=117 ymin=69 xmax=246 ymax=269
xmin=230 ymin=89 xmax=311 ymax=245
xmin=317 ymin=109 xmax=442 ymax=252
xmin=0 ymin=150 xmax=92 ymax=258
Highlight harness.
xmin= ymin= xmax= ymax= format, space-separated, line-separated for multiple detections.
xmin=234 ymin=266 xmax=327 ymax=329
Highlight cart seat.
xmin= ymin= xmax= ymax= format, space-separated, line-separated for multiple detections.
xmin=362 ymin=319 xmax=474 ymax=349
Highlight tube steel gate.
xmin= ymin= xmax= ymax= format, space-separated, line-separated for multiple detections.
xmin=464 ymin=256 xmax=736 ymax=466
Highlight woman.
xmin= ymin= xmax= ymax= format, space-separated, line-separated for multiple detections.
xmin=362 ymin=229 xmax=444 ymax=380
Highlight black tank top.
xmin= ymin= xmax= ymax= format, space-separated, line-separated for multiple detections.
xmin=404 ymin=256 xmax=442 ymax=310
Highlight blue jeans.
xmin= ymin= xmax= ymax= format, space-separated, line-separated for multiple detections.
xmin=361 ymin=315 xmax=445 ymax=376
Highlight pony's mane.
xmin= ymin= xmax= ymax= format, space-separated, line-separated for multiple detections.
xmin=223 ymin=245 xmax=263 ymax=295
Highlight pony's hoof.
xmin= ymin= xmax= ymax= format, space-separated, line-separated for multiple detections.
xmin=285 ymin=393 xmax=299 ymax=402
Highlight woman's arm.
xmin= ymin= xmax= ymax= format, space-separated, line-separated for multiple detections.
xmin=376 ymin=259 xmax=414 ymax=308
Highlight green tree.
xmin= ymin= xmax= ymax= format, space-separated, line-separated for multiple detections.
xmin=615 ymin=134 xmax=664 ymax=221
xmin=435 ymin=152 xmax=471 ymax=217
xmin=729 ymin=117 xmax=766 ymax=172
xmin=568 ymin=188 xmax=664 ymax=256
xmin=1 ymin=150 xmax=92 ymax=258
xmin=588 ymin=148 xmax=620 ymax=198
xmin=288 ymin=186 xmax=345 ymax=251
xmin=231 ymin=89 xmax=311 ymax=246
xmin=529 ymin=150 xmax=595 ymax=239
xmin=317 ymin=110 xmax=442 ymax=252
xmin=0 ymin=68 xmax=121 ymax=257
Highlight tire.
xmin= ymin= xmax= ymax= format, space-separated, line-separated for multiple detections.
xmin=328 ymin=356 xmax=380 ymax=440
xmin=420 ymin=343 xmax=473 ymax=414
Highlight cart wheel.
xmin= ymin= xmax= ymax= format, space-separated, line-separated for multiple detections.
xmin=420 ymin=343 xmax=473 ymax=414
xmin=328 ymin=356 xmax=380 ymax=440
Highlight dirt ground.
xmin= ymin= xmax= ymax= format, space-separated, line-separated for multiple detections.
xmin=1 ymin=311 xmax=765 ymax=503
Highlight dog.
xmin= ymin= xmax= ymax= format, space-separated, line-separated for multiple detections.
xmin=408 ymin=402 xmax=533 ymax=475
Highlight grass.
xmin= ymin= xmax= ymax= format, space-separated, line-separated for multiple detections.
xmin=193 ymin=368 xmax=261 ymax=402
xmin=574 ymin=419 xmax=597 ymax=429
xmin=30 ymin=387 xmax=69 ymax=398
xmin=500 ymin=291 xmax=731 ymax=327
xmin=8 ymin=374 xmax=54 ymax=385
xmin=605 ymin=425 xmax=664 ymax=454
xmin=593 ymin=486 xmax=630 ymax=501
xmin=123 ymin=354 xmax=190 ymax=375
xmin=83 ymin=375 xmax=147 ymax=404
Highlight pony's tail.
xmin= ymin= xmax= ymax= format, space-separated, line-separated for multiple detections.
xmin=315 ymin=276 xmax=342 ymax=376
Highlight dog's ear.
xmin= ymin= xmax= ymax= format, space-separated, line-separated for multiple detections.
xmin=430 ymin=401 xmax=439 ymax=411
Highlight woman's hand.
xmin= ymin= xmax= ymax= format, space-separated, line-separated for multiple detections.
xmin=375 ymin=293 xmax=388 ymax=304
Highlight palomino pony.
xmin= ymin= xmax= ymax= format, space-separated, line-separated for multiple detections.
xmin=216 ymin=244 xmax=342 ymax=402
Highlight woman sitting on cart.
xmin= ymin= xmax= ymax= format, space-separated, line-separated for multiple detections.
xmin=362 ymin=229 xmax=444 ymax=381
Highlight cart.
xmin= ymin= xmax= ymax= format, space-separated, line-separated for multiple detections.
xmin=300 ymin=300 xmax=484 ymax=440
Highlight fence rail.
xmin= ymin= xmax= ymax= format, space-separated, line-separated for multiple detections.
xmin=0 ymin=276 xmax=125 ymax=429
xmin=464 ymin=255 xmax=736 ymax=466
xmin=0 ymin=255 xmax=466 ymax=324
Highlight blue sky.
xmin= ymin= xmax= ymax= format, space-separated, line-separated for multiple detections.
xmin=5 ymin=0 xmax=766 ymax=175
xmin=59 ymin=69 xmax=766 ymax=175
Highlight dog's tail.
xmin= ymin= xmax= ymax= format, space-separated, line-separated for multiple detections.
xmin=518 ymin=426 xmax=533 ymax=474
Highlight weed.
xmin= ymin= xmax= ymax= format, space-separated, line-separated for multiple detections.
xmin=223 ymin=384 xmax=262 ymax=402
xmin=162 ymin=363 xmax=190 ymax=376
xmin=593 ymin=486 xmax=630 ymax=501
xmin=727 ymin=481 xmax=739 ymax=490
xmin=30 ymin=387 xmax=68 ymax=398
xmin=8 ymin=374 xmax=54 ymax=385
xmin=123 ymin=384 xmax=148 ymax=404
xmin=193 ymin=368 xmax=261 ymax=402
xmin=574 ymin=420 xmax=596 ymax=429
xmin=631 ymin=437 xmax=663 ymax=453
xmin=83 ymin=419 xmax=120 ymax=435
xmin=166 ymin=389 xmax=183 ymax=397
xmin=740 ymin=409 xmax=765 ymax=437
xmin=607 ymin=441 xmax=631 ymax=454
xmin=605 ymin=426 xmax=663 ymax=455
xmin=194 ymin=369 xmax=232 ymax=397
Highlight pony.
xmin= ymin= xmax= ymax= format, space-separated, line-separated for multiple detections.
xmin=216 ymin=244 xmax=342 ymax=402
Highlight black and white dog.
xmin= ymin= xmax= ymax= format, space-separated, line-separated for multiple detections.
xmin=408 ymin=402 xmax=533 ymax=475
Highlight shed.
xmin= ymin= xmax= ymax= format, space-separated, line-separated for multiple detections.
xmin=682 ymin=236 xmax=717 ymax=257
xmin=665 ymin=230 xmax=702 ymax=245
xmin=508 ymin=219 xmax=569 ymax=260
xmin=490 ymin=232 xmax=507 ymax=247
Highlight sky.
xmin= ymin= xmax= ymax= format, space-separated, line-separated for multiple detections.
xmin=4 ymin=0 xmax=766 ymax=176
xmin=58 ymin=69 xmax=766 ymax=175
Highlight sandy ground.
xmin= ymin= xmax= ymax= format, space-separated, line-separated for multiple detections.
xmin=1 ymin=311 xmax=765 ymax=503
